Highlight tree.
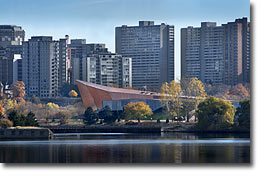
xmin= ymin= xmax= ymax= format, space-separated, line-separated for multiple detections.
xmin=227 ymin=84 xmax=249 ymax=99
xmin=61 ymin=83 xmax=80 ymax=97
xmin=2 ymin=99 xmax=17 ymax=112
xmin=69 ymin=90 xmax=78 ymax=97
xmin=11 ymin=81 xmax=25 ymax=100
xmin=84 ymin=107 xmax=97 ymax=125
xmin=236 ymin=99 xmax=250 ymax=130
xmin=7 ymin=110 xmax=38 ymax=127
xmin=196 ymin=96 xmax=235 ymax=130
xmin=123 ymin=102 xmax=153 ymax=120
xmin=160 ymin=80 xmax=182 ymax=119
xmin=30 ymin=95 xmax=41 ymax=104
xmin=0 ymin=104 xmax=4 ymax=118
xmin=0 ymin=118 xmax=13 ymax=128
xmin=8 ymin=110 xmax=25 ymax=126
xmin=46 ymin=102 xmax=59 ymax=109
xmin=98 ymin=105 xmax=116 ymax=123
xmin=181 ymin=77 xmax=207 ymax=122
xmin=52 ymin=111 xmax=68 ymax=125
xmin=25 ymin=112 xmax=39 ymax=126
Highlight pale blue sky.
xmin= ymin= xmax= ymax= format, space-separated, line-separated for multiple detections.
xmin=0 ymin=0 xmax=250 ymax=80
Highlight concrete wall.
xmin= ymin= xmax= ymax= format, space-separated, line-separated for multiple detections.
xmin=0 ymin=128 xmax=53 ymax=139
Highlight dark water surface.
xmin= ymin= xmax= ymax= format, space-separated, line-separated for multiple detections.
xmin=0 ymin=132 xmax=250 ymax=163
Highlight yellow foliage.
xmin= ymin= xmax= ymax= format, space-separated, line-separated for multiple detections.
xmin=46 ymin=102 xmax=59 ymax=109
xmin=160 ymin=80 xmax=182 ymax=118
xmin=0 ymin=104 xmax=4 ymax=117
xmin=124 ymin=101 xmax=153 ymax=120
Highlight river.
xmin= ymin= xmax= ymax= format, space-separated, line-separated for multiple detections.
xmin=0 ymin=132 xmax=250 ymax=163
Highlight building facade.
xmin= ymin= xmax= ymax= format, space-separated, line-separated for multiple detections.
xmin=0 ymin=25 xmax=25 ymax=48
xmin=115 ymin=21 xmax=174 ymax=90
xmin=0 ymin=56 xmax=13 ymax=85
xmin=71 ymin=44 xmax=132 ymax=88
xmin=181 ymin=18 xmax=250 ymax=85
xmin=22 ymin=36 xmax=70 ymax=97
xmin=0 ymin=25 xmax=25 ymax=86
xmin=222 ymin=18 xmax=250 ymax=85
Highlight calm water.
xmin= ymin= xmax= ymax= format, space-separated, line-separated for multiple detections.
xmin=0 ymin=132 xmax=250 ymax=163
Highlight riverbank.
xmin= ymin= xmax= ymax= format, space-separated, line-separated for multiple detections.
xmin=43 ymin=123 xmax=250 ymax=134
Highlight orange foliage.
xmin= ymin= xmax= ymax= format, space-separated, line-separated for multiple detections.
xmin=228 ymin=84 xmax=249 ymax=97
xmin=0 ymin=104 xmax=4 ymax=117
xmin=11 ymin=81 xmax=25 ymax=98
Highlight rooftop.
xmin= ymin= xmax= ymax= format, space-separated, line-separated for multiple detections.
xmin=76 ymin=80 xmax=160 ymax=96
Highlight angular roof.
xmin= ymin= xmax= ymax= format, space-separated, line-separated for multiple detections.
xmin=76 ymin=80 xmax=160 ymax=96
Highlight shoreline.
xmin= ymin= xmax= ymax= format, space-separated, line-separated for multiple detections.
xmin=44 ymin=124 xmax=250 ymax=134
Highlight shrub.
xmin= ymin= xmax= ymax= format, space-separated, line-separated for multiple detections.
xmin=0 ymin=118 xmax=13 ymax=128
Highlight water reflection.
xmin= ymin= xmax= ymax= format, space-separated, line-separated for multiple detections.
xmin=0 ymin=132 xmax=250 ymax=163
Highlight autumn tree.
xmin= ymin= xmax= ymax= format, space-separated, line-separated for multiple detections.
xmin=0 ymin=118 xmax=13 ymax=128
xmin=123 ymin=101 xmax=153 ymax=121
xmin=196 ymin=96 xmax=235 ymax=130
xmin=11 ymin=81 xmax=25 ymax=102
xmin=0 ymin=104 xmax=4 ymax=118
xmin=2 ymin=99 xmax=17 ymax=113
xmin=181 ymin=77 xmax=207 ymax=122
xmin=69 ymin=90 xmax=78 ymax=97
xmin=46 ymin=102 xmax=59 ymax=109
xmin=160 ymin=80 xmax=182 ymax=119
xmin=227 ymin=84 xmax=249 ymax=99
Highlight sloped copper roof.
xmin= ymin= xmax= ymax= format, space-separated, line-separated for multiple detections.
xmin=76 ymin=80 xmax=160 ymax=96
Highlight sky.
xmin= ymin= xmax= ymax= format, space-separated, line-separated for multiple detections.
xmin=0 ymin=0 xmax=250 ymax=80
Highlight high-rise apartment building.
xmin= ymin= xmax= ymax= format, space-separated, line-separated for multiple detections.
xmin=223 ymin=18 xmax=250 ymax=85
xmin=58 ymin=35 xmax=71 ymax=90
xmin=71 ymin=43 xmax=132 ymax=88
xmin=181 ymin=22 xmax=224 ymax=84
xmin=0 ymin=25 xmax=25 ymax=86
xmin=0 ymin=25 xmax=25 ymax=47
xmin=69 ymin=39 xmax=88 ymax=84
xmin=22 ymin=36 xmax=70 ymax=97
xmin=0 ymin=56 xmax=13 ymax=85
xmin=181 ymin=18 xmax=250 ymax=85
xmin=115 ymin=21 xmax=174 ymax=90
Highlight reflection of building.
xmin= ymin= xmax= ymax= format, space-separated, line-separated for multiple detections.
xmin=76 ymin=80 xmax=161 ymax=111
xmin=116 ymin=21 xmax=175 ymax=90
